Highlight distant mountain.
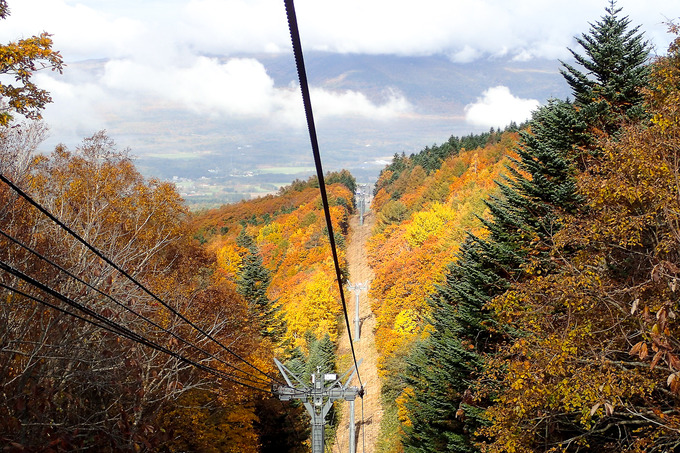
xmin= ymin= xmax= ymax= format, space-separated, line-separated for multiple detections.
xmin=62 ymin=53 xmax=572 ymax=189
xmin=255 ymin=51 xmax=571 ymax=114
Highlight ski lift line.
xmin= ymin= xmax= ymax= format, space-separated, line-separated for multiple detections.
xmin=0 ymin=172 xmax=282 ymax=386
xmin=0 ymin=226 xmax=273 ymax=387
xmin=1 ymin=282 xmax=120 ymax=339
xmin=0 ymin=265 xmax=273 ymax=394
xmin=283 ymin=0 xmax=364 ymax=391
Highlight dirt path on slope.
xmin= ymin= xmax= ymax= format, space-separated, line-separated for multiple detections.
xmin=333 ymin=210 xmax=382 ymax=453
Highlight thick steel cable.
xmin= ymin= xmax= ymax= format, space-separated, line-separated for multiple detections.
xmin=0 ymin=227 xmax=272 ymax=387
xmin=284 ymin=0 xmax=363 ymax=391
xmin=0 ymin=263 xmax=272 ymax=394
xmin=0 ymin=172 xmax=282 ymax=385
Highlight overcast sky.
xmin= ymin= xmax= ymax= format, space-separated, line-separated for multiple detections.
xmin=0 ymin=0 xmax=678 ymax=165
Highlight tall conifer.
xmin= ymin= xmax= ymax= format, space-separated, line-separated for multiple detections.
xmin=236 ymin=229 xmax=286 ymax=342
xmin=400 ymin=3 xmax=650 ymax=452
xmin=561 ymin=0 xmax=650 ymax=131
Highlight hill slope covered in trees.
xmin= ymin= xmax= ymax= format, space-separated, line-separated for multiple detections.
xmin=366 ymin=5 xmax=680 ymax=453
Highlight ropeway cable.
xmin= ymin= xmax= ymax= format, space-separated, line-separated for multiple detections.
xmin=283 ymin=0 xmax=364 ymax=392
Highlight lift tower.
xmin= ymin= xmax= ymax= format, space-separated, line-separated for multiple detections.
xmin=274 ymin=358 xmax=362 ymax=453
xmin=347 ymin=282 xmax=368 ymax=342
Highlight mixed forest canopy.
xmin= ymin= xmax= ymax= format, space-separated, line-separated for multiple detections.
xmin=369 ymin=3 xmax=680 ymax=453
xmin=1 ymin=0 xmax=680 ymax=452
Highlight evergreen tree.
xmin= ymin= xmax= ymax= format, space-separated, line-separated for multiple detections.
xmin=325 ymin=169 xmax=357 ymax=197
xmin=561 ymin=0 xmax=650 ymax=132
xmin=400 ymin=4 xmax=651 ymax=452
xmin=235 ymin=229 xmax=286 ymax=342
xmin=305 ymin=333 xmax=336 ymax=378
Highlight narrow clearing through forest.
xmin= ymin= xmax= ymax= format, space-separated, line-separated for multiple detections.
xmin=332 ymin=211 xmax=383 ymax=453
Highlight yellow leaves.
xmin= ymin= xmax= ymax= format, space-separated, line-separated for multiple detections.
xmin=216 ymin=244 xmax=242 ymax=278
xmin=281 ymin=272 xmax=341 ymax=350
xmin=0 ymin=29 xmax=64 ymax=125
xmin=405 ymin=202 xmax=456 ymax=248
xmin=396 ymin=387 xmax=415 ymax=428
xmin=394 ymin=309 xmax=419 ymax=336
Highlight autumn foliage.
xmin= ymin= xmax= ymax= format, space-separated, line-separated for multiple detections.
xmin=194 ymin=172 xmax=354 ymax=353
xmin=483 ymin=30 xmax=680 ymax=452
xmin=366 ymin=8 xmax=680 ymax=453
xmin=0 ymin=129 xmax=271 ymax=451
xmin=368 ymin=134 xmax=518 ymax=374
xmin=0 ymin=0 xmax=63 ymax=126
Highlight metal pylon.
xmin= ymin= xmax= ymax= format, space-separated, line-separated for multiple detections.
xmin=347 ymin=282 xmax=368 ymax=341
xmin=274 ymin=358 xmax=363 ymax=453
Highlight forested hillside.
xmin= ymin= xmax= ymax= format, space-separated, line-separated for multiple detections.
xmin=192 ymin=170 xmax=355 ymax=351
xmin=367 ymin=5 xmax=680 ymax=453
xmin=368 ymin=124 xmax=526 ymax=452
xmin=0 ymin=122 xmax=355 ymax=450
xmin=0 ymin=2 xmax=356 ymax=449
xmin=0 ymin=127 xmax=277 ymax=451
xmin=3 ymin=0 xmax=680 ymax=452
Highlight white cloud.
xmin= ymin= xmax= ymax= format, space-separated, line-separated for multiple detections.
xmin=0 ymin=0 xmax=147 ymax=60
xmin=309 ymin=88 xmax=411 ymax=121
xmin=33 ymin=73 xmax=110 ymax=139
xmin=1 ymin=0 xmax=675 ymax=64
xmin=182 ymin=0 xmax=289 ymax=55
xmin=34 ymin=55 xmax=412 ymax=129
xmin=464 ymin=86 xmax=539 ymax=128
xmin=449 ymin=45 xmax=481 ymax=64
xmin=102 ymin=57 xmax=279 ymax=117
xmin=0 ymin=0 xmax=675 ymax=155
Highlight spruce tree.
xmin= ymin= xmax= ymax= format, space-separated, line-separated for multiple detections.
xmin=305 ymin=333 xmax=336 ymax=378
xmin=235 ymin=229 xmax=286 ymax=342
xmin=561 ymin=0 xmax=650 ymax=132
xmin=400 ymin=3 xmax=650 ymax=452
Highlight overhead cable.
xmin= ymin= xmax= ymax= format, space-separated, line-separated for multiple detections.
xmin=0 ymin=262 xmax=272 ymax=394
xmin=0 ymin=172 xmax=281 ymax=385
xmin=0 ymin=227 xmax=271 ymax=386
xmin=284 ymin=0 xmax=363 ymax=391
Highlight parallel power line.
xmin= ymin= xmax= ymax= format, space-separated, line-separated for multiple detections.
xmin=0 ymin=227 xmax=273 ymax=387
xmin=0 ymin=172 xmax=282 ymax=388
xmin=0 ymin=259 xmax=271 ymax=393
xmin=284 ymin=0 xmax=364 ymax=392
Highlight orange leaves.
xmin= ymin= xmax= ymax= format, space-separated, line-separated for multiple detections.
xmin=368 ymin=135 xmax=518 ymax=379
xmin=0 ymin=129 xmax=273 ymax=449
xmin=0 ymin=28 xmax=63 ymax=125
xmin=193 ymin=177 xmax=354 ymax=357
xmin=629 ymin=295 xmax=680 ymax=395
xmin=630 ymin=341 xmax=649 ymax=360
